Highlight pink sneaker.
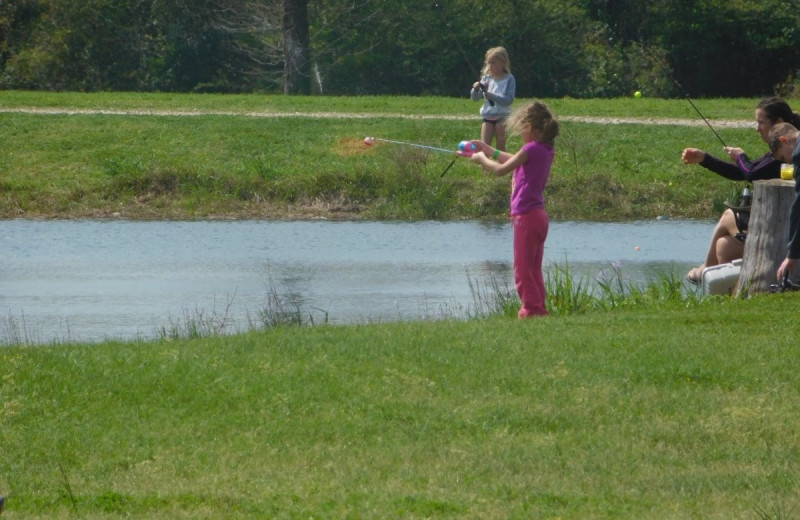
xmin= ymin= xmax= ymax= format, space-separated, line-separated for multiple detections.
xmin=518 ymin=308 xmax=548 ymax=318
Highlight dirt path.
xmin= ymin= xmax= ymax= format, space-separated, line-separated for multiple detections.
xmin=0 ymin=106 xmax=753 ymax=128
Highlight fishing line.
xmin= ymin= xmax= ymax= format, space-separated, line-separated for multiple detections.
xmin=364 ymin=136 xmax=455 ymax=154
xmin=638 ymin=40 xmax=727 ymax=147
xmin=363 ymin=137 xmax=476 ymax=177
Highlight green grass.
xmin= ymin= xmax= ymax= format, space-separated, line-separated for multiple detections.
xmin=0 ymin=90 xmax=761 ymax=118
xmin=3 ymin=294 xmax=800 ymax=519
xmin=0 ymin=91 xmax=763 ymax=220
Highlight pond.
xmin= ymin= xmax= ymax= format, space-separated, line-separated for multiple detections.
xmin=0 ymin=218 xmax=712 ymax=344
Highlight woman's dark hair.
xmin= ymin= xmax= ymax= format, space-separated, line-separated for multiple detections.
xmin=758 ymin=97 xmax=800 ymax=127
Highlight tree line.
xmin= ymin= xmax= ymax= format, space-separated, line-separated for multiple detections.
xmin=1 ymin=0 xmax=799 ymax=98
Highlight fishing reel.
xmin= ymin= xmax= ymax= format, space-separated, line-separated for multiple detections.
xmin=478 ymin=82 xmax=495 ymax=106
xmin=457 ymin=141 xmax=476 ymax=157
xmin=769 ymin=275 xmax=800 ymax=293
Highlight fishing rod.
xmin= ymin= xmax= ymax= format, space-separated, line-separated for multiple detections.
xmin=638 ymin=41 xmax=727 ymax=148
xmin=363 ymin=137 xmax=477 ymax=177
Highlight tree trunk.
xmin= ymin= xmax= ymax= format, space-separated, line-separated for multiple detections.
xmin=735 ymin=179 xmax=796 ymax=296
xmin=282 ymin=0 xmax=310 ymax=94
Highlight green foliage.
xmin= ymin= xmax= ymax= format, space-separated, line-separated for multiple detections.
xmin=0 ymin=0 xmax=264 ymax=92
xmin=1 ymin=0 xmax=799 ymax=96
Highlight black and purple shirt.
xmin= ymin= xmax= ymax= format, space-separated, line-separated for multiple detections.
xmin=699 ymin=151 xmax=780 ymax=182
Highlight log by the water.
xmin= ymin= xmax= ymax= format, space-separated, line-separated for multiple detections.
xmin=735 ymin=178 xmax=796 ymax=296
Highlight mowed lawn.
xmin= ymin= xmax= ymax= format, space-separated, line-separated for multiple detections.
xmin=2 ymin=294 xmax=800 ymax=519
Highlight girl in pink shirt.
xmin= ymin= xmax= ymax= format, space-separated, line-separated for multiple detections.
xmin=469 ymin=101 xmax=559 ymax=317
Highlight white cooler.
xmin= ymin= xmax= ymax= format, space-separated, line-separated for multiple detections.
xmin=701 ymin=259 xmax=743 ymax=295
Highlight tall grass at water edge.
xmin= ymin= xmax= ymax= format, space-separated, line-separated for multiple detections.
xmin=468 ymin=261 xmax=700 ymax=319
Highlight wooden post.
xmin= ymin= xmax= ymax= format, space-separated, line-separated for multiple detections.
xmin=735 ymin=179 xmax=796 ymax=296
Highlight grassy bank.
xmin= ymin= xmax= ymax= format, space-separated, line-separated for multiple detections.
xmin=0 ymin=91 xmax=762 ymax=220
xmin=2 ymin=294 xmax=800 ymax=519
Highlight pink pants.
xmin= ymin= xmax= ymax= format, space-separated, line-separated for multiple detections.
xmin=512 ymin=208 xmax=549 ymax=318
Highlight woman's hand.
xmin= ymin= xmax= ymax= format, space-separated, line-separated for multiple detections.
xmin=724 ymin=147 xmax=744 ymax=160
xmin=681 ymin=148 xmax=706 ymax=165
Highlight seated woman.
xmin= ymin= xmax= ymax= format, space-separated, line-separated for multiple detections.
xmin=682 ymin=97 xmax=800 ymax=284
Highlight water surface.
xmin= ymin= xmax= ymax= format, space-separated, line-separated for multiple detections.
xmin=1 ymin=219 xmax=712 ymax=343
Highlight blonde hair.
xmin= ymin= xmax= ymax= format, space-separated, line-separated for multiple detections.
xmin=768 ymin=122 xmax=799 ymax=155
xmin=481 ymin=47 xmax=510 ymax=77
xmin=507 ymin=101 xmax=560 ymax=144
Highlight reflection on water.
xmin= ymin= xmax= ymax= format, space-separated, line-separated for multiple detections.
xmin=0 ymin=219 xmax=713 ymax=343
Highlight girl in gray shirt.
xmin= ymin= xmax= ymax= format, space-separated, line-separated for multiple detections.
xmin=471 ymin=46 xmax=516 ymax=151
